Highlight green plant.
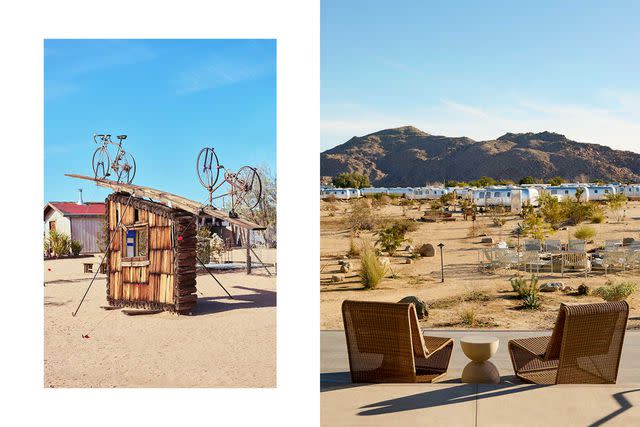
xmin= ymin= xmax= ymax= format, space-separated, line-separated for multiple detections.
xmin=521 ymin=213 xmax=554 ymax=241
xmin=346 ymin=199 xmax=376 ymax=231
xmin=574 ymin=225 xmax=596 ymax=241
xmin=538 ymin=193 xmax=565 ymax=229
xmin=332 ymin=172 xmax=371 ymax=189
xmin=43 ymin=238 xmax=51 ymax=256
xmin=196 ymin=227 xmax=213 ymax=263
xmin=459 ymin=307 xmax=477 ymax=327
xmin=70 ymin=239 xmax=83 ymax=256
xmin=375 ymin=221 xmax=410 ymax=255
xmin=48 ymin=230 xmax=71 ymax=257
xmin=359 ymin=243 xmax=388 ymax=289
xmin=593 ymin=280 xmax=637 ymax=301
xmin=562 ymin=199 xmax=595 ymax=225
xmin=509 ymin=275 xmax=541 ymax=309
xmin=606 ymin=193 xmax=627 ymax=222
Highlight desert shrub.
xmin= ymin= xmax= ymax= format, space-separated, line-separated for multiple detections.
xmin=577 ymin=283 xmax=591 ymax=296
xmin=593 ymin=281 xmax=637 ymax=302
xmin=347 ymin=234 xmax=360 ymax=258
xmin=467 ymin=220 xmax=488 ymax=238
xmin=346 ymin=199 xmax=376 ymax=231
xmin=509 ymin=275 xmax=541 ymax=309
xmin=375 ymin=221 xmax=412 ymax=255
xmin=359 ymin=244 xmax=388 ymax=289
xmin=196 ymin=227 xmax=213 ymax=263
xmin=590 ymin=205 xmax=605 ymax=223
xmin=70 ymin=239 xmax=83 ymax=256
xmin=574 ymin=225 xmax=596 ymax=241
xmin=459 ymin=307 xmax=477 ymax=327
xmin=209 ymin=234 xmax=225 ymax=262
xmin=562 ymin=199 xmax=595 ymax=225
xmin=521 ymin=213 xmax=554 ymax=241
xmin=332 ymin=172 xmax=370 ymax=189
xmin=323 ymin=194 xmax=337 ymax=203
xmin=48 ymin=230 xmax=71 ymax=256
xmin=606 ymin=193 xmax=627 ymax=222
xmin=43 ymin=238 xmax=51 ymax=256
xmin=539 ymin=193 xmax=565 ymax=229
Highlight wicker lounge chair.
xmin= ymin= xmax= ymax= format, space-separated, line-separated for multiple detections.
xmin=508 ymin=301 xmax=629 ymax=384
xmin=342 ymin=300 xmax=454 ymax=383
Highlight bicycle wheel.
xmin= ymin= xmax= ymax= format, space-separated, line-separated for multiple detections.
xmin=92 ymin=147 xmax=111 ymax=180
xmin=196 ymin=147 xmax=220 ymax=189
xmin=232 ymin=166 xmax=262 ymax=211
xmin=117 ymin=151 xmax=137 ymax=184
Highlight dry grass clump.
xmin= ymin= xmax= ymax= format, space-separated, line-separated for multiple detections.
xmin=359 ymin=242 xmax=388 ymax=289
xmin=467 ymin=220 xmax=488 ymax=238
xmin=459 ymin=307 xmax=478 ymax=327
xmin=347 ymin=234 xmax=360 ymax=258
xmin=430 ymin=289 xmax=493 ymax=309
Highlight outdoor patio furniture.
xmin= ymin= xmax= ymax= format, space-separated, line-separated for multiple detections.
xmin=521 ymin=250 xmax=551 ymax=273
xmin=544 ymin=239 xmax=561 ymax=253
xmin=568 ymin=239 xmax=586 ymax=252
xmin=461 ymin=335 xmax=500 ymax=384
xmin=480 ymin=248 xmax=498 ymax=271
xmin=596 ymin=250 xmax=629 ymax=275
xmin=494 ymin=248 xmax=520 ymax=273
xmin=561 ymin=252 xmax=590 ymax=277
xmin=341 ymin=300 xmax=454 ymax=383
xmin=604 ymin=240 xmax=622 ymax=251
xmin=508 ymin=301 xmax=629 ymax=384
xmin=524 ymin=239 xmax=541 ymax=252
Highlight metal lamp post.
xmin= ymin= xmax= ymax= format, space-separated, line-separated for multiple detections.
xmin=438 ymin=243 xmax=445 ymax=283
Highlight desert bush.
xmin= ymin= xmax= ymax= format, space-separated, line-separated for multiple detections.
xmin=467 ymin=220 xmax=488 ymax=238
xmin=209 ymin=233 xmax=225 ymax=262
xmin=539 ymin=193 xmax=565 ymax=229
xmin=43 ymin=238 xmax=51 ymax=256
xmin=196 ymin=227 xmax=213 ymax=263
xmin=459 ymin=307 xmax=477 ymax=327
xmin=70 ymin=239 xmax=83 ymax=256
xmin=562 ymin=199 xmax=595 ymax=225
xmin=574 ymin=225 xmax=596 ymax=241
xmin=509 ymin=275 xmax=541 ymax=309
xmin=593 ymin=280 xmax=637 ymax=302
xmin=606 ymin=193 xmax=627 ymax=222
xmin=521 ymin=213 xmax=554 ymax=241
xmin=323 ymin=194 xmax=337 ymax=203
xmin=359 ymin=243 xmax=388 ymax=289
xmin=332 ymin=172 xmax=370 ymax=189
xmin=375 ymin=220 xmax=413 ymax=255
xmin=346 ymin=199 xmax=376 ymax=231
xmin=590 ymin=205 xmax=605 ymax=223
xmin=48 ymin=230 xmax=71 ymax=256
xmin=347 ymin=234 xmax=360 ymax=258
xmin=577 ymin=283 xmax=591 ymax=296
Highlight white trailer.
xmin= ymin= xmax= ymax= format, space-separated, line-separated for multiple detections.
xmin=320 ymin=188 xmax=360 ymax=199
xmin=546 ymin=185 xmax=591 ymax=202
xmin=585 ymin=184 xmax=616 ymax=201
xmin=407 ymin=187 xmax=449 ymax=200
xmin=360 ymin=187 xmax=389 ymax=196
xmin=473 ymin=187 xmax=514 ymax=207
xmin=621 ymin=184 xmax=640 ymax=200
xmin=387 ymin=187 xmax=413 ymax=197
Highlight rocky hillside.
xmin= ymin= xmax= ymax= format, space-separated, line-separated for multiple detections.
xmin=320 ymin=126 xmax=640 ymax=186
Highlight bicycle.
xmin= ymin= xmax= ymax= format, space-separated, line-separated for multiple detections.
xmin=196 ymin=147 xmax=262 ymax=217
xmin=91 ymin=133 xmax=137 ymax=184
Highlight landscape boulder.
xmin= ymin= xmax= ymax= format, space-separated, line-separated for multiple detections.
xmin=331 ymin=274 xmax=344 ymax=283
xmin=398 ymin=296 xmax=429 ymax=319
xmin=577 ymin=284 xmax=591 ymax=296
xmin=405 ymin=258 xmax=413 ymax=264
xmin=417 ymin=244 xmax=435 ymax=257
xmin=539 ymin=281 xmax=565 ymax=292
xmin=340 ymin=262 xmax=352 ymax=273
xmin=405 ymin=245 xmax=415 ymax=252
xmin=480 ymin=237 xmax=494 ymax=244
xmin=623 ymin=237 xmax=636 ymax=246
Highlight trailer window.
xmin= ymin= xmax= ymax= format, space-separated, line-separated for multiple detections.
xmin=122 ymin=226 xmax=148 ymax=260
xmin=551 ymin=190 xmax=557 ymax=195
xmin=494 ymin=192 xmax=500 ymax=197
xmin=507 ymin=192 xmax=511 ymax=197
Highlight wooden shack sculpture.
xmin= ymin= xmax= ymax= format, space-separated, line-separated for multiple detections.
xmin=67 ymin=174 xmax=265 ymax=315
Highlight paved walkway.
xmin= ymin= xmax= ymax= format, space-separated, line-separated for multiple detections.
xmin=321 ymin=330 xmax=640 ymax=426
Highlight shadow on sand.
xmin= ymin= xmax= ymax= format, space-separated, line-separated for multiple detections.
xmin=192 ymin=285 xmax=276 ymax=316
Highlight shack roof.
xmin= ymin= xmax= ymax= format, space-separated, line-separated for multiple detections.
xmin=65 ymin=174 xmax=266 ymax=231
xmin=45 ymin=202 xmax=105 ymax=219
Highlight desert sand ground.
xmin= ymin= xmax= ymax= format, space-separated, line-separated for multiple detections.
xmin=320 ymin=199 xmax=640 ymax=330
xmin=45 ymin=253 xmax=276 ymax=388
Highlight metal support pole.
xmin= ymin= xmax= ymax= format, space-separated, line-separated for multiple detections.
xmin=246 ymin=229 xmax=252 ymax=275
xmin=196 ymin=255 xmax=234 ymax=299
xmin=438 ymin=242 xmax=445 ymax=283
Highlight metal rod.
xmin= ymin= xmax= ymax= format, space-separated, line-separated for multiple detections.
xmin=196 ymin=255 xmax=234 ymax=299
xmin=72 ymin=193 xmax=134 ymax=317
xmin=249 ymin=247 xmax=273 ymax=276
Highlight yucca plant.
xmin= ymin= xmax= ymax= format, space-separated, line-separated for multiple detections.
xmin=359 ymin=243 xmax=388 ymax=289
xmin=70 ymin=239 xmax=83 ymax=256
xmin=48 ymin=230 xmax=71 ymax=257
xmin=509 ymin=275 xmax=541 ymax=309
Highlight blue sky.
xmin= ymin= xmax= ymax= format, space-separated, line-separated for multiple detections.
xmin=45 ymin=39 xmax=276 ymax=204
xmin=321 ymin=0 xmax=640 ymax=152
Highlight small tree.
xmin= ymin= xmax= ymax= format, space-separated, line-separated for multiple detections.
xmin=606 ymin=193 xmax=627 ymax=222
xmin=519 ymin=176 xmax=535 ymax=185
xmin=375 ymin=220 xmax=415 ymax=255
xmin=521 ymin=213 xmax=554 ymax=241
xmin=539 ymin=193 xmax=565 ymax=229
xmin=48 ymin=230 xmax=71 ymax=257
xmin=332 ymin=172 xmax=371 ymax=189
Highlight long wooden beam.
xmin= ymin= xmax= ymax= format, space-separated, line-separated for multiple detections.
xmin=65 ymin=174 xmax=266 ymax=230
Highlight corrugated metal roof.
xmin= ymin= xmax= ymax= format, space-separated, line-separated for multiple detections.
xmin=47 ymin=202 xmax=105 ymax=216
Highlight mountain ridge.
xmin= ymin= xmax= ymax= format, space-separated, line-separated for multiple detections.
xmin=320 ymin=127 xmax=640 ymax=186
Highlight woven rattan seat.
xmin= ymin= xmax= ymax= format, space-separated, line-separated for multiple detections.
xmin=508 ymin=301 xmax=629 ymax=384
xmin=342 ymin=300 xmax=454 ymax=383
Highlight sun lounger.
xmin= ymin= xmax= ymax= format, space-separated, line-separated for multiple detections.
xmin=508 ymin=301 xmax=628 ymax=384
xmin=342 ymin=300 xmax=453 ymax=383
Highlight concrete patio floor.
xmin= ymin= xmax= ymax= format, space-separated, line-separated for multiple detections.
xmin=321 ymin=330 xmax=640 ymax=426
